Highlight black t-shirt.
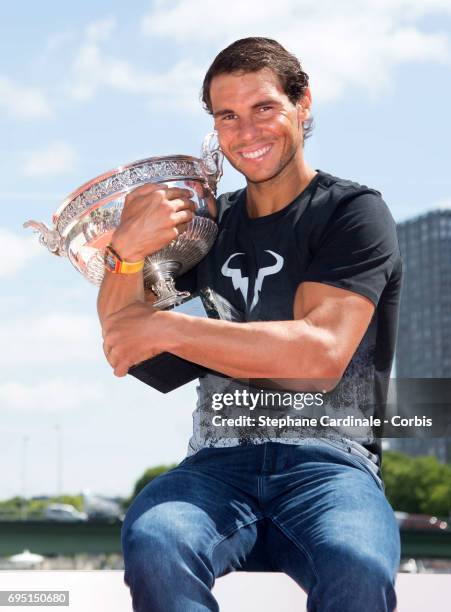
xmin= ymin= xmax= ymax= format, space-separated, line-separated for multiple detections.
xmin=181 ymin=170 xmax=402 ymax=460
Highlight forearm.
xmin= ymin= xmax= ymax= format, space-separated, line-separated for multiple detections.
xmin=97 ymin=270 xmax=146 ymax=324
xmin=97 ymin=183 xmax=196 ymax=326
xmin=163 ymin=313 xmax=339 ymax=384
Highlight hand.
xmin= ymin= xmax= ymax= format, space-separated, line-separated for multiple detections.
xmin=112 ymin=183 xmax=197 ymax=261
xmin=186 ymin=180 xmax=217 ymax=219
xmin=102 ymin=302 xmax=166 ymax=377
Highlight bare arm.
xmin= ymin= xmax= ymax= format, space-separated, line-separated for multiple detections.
xmin=96 ymin=182 xmax=196 ymax=325
xmin=97 ymin=268 xmax=148 ymax=324
xmin=164 ymin=282 xmax=374 ymax=384
xmin=102 ymin=281 xmax=375 ymax=388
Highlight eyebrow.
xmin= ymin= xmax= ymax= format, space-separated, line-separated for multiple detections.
xmin=213 ymin=99 xmax=280 ymax=118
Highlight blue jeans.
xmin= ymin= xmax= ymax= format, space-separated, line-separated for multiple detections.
xmin=122 ymin=441 xmax=400 ymax=611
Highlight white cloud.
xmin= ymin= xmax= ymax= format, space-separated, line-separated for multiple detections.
xmin=0 ymin=312 xmax=102 ymax=367
xmin=0 ymin=76 xmax=54 ymax=120
xmin=0 ymin=379 xmax=103 ymax=412
xmin=23 ymin=141 xmax=79 ymax=178
xmin=85 ymin=14 xmax=116 ymax=43
xmin=65 ymin=16 xmax=203 ymax=111
xmin=69 ymin=4 xmax=451 ymax=112
xmin=0 ymin=227 xmax=43 ymax=277
xmin=141 ymin=0 xmax=451 ymax=103
xmin=433 ymin=198 xmax=451 ymax=210
xmin=0 ymin=192 xmax=65 ymax=201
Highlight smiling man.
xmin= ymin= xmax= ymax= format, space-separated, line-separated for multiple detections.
xmin=99 ymin=38 xmax=402 ymax=611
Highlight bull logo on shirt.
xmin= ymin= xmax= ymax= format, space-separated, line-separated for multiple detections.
xmin=221 ymin=250 xmax=284 ymax=310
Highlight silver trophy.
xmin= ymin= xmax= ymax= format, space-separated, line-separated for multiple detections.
xmin=24 ymin=132 xmax=223 ymax=310
xmin=24 ymin=133 xmax=228 ymax=392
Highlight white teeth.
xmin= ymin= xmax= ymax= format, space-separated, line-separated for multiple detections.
xmin=241 ymin=145 xmax=271 ymax=159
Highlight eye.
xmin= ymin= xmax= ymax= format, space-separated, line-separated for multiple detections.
xmin=221 ymin=113 xmax=237 ymax=121
xmin=259 ymin=105 xmax=273 ymax=112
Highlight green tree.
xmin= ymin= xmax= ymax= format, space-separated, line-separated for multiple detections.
xmin=0 ymin=494 xmax=84 ymax=518
xmin=126 ymin=464 xmax=177 ymax=508
xmin=0 ymin=497 xmax=24 ymax=518
xmin=52 ymin=494 xmax=84 ymax=511
xmin=382 ymin=451 xmax=451 ymax=516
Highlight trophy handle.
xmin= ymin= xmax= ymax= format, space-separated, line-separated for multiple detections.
xmin=23 ymin=220 xmax=64 ymax=256
xmin=201 ymin=131 xmax=223 ymax=194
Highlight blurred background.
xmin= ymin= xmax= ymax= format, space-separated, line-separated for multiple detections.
xmin=1 ymin=0 xmax=451 ymax=572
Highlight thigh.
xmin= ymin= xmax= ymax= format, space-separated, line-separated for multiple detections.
xmin=122 ymin=455 xmax=264 ymax=577
xmin=266 ymin=448 xmax=400 ymax=593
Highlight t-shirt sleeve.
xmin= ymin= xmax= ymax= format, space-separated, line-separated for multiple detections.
xmin=302 ymin=192 xmax=400 ymax=306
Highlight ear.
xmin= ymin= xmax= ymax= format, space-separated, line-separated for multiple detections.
xmin=296 ymin=87 xmax=312 ymax=124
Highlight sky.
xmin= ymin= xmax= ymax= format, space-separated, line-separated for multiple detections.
xmin=1 ymin=0 xmax=451 ymax=499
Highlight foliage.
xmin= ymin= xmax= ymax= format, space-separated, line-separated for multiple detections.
xmin=52 ymin=495 xmax=84 ymax=511
xmin=382 ymin=451 xmax=451 ymax=516
xmin=124 ymin=453 xmax=451 ymax=517
xmin=0 ymin=497 xmax=23 ymax=511
xmin=125 ymin=464 xmax=177 ymax=508
xmin=1 ymin=453 xmax=449 ymax=519
xmin=0 ymin=494 xmax=84 ymax=519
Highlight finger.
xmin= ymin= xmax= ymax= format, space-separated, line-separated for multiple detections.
xmin=127 ymin=182 xmax=165 ymax=198
xmin=102 ymin=340 xmax=110 ymax=358
xmin=106 ymin=350 xmax=116 ymax=369
xmin=185 ymin=180 xmax=204 ymax=197
xmin=170 ymin=209 xmax=195 ymax=226
xmin=164 ymin=187 xmax=194 ymax=201
xmin=102 ymin=315 xmax=115 ymax=331
xmin=169 ymin=198 xmax=197 ymax=213
xmin=175 ymin=222 xmax=190 ymax=236
xmin=103 ymin=340 xmax=118 ymax=366
xmin=114 ymin=363 xmax=130 ymax=377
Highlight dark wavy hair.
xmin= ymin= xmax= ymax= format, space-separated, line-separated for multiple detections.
xmin=201 ymin=37 xmax=314 ymax=140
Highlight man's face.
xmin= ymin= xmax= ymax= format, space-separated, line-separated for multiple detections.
xmin=210 ymin=68 xmax=311 ymax=184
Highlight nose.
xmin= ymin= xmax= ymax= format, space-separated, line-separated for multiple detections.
xmin=236 ymin=116 xmax=260 ymax=144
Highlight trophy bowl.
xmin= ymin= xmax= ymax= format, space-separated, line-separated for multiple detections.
xmin=24 ymin=133 xmax=223 ymax=309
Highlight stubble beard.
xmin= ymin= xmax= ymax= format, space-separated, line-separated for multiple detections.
xmin=243 ymin=145 xmax=300 ymax=187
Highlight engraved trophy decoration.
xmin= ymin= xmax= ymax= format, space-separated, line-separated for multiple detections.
xmin=24 ymin=133 xmax=228 ymax=392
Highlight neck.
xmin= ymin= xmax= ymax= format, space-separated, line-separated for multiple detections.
xmin=245 ymin=152 xmax=317 ymax=218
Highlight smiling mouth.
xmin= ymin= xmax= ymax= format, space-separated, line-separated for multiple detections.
xmin=239 ymin=144 xmax=273 ymax=160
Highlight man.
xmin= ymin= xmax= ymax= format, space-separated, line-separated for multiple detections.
xmin=99 ymin=38 xmax=401 ymax=611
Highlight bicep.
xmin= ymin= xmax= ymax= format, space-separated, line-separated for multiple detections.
xmin=294 ymin=281 xmax=375 ymax=376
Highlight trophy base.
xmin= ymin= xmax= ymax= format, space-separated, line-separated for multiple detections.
xmin=128 ymin=288 xmax=240 ymax=393
xmin=153 ymin=290 xmax=190 ymax=310
xmin=128 ymin=352 xmax=208 ymax=394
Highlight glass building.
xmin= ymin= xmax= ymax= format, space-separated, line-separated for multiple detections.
xmin=390 ymin=209 xmax=451 ymax=463
xmin=396 ymin=209 xmax=451 ymax=377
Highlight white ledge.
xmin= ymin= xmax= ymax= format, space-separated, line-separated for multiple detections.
xmin=0 ymin=571 xmax=449 ymax=611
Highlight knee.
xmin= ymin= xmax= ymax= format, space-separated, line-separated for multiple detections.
xmin=121 ymin=513 xmax=164 ymax=575
xmin=121 ymin=502 xmax=216 ymax=611
xmin=352 ymin=550 xmax=396 ymax=605
xmin=122 ymin=501 xmax=210 ymax=578
xmin=313 ymin=544 xmax=397 ymax=611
